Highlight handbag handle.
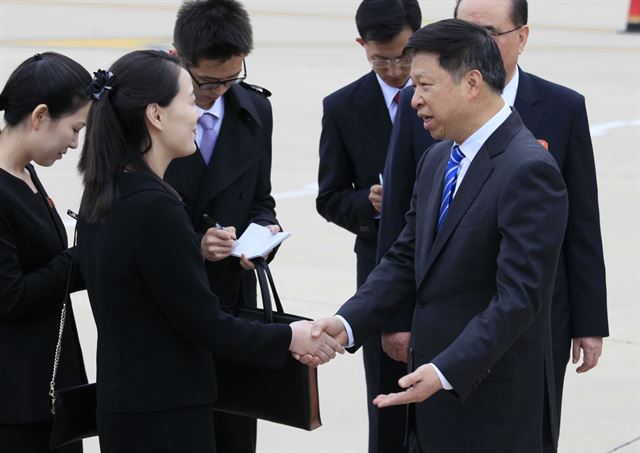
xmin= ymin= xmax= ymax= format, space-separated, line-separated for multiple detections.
xmin=49 ymin=225 xmax=77 ymax=414
xmin=253 ymin=260 xmax=285 ymax=323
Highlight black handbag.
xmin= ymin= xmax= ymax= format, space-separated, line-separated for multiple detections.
xmin=49 ymin=223 xmax=98 ymax=448
xmin=214 ymin=260 xmax=322 ymax=430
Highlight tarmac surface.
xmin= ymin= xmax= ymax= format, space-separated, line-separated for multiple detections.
xmin=1 ymin=1 xmax=639 ymax=452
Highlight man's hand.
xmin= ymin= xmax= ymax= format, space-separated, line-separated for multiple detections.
xmin=572 ymin=336 xmax=603 ymax=373
xmin=289 ymin=320 xmax=345 ymax=366
xmin=373 ymin=364 xmax=443 ymax=408
xmin=311 ymin=316 xmax=349 ymax=346
xmin=369 ymin=184 xmax=383 ymax=213
xmin=201 ymin=226 xmax=236 ymax=261
xmin=381 ymin=332 xmax=411 ymax=363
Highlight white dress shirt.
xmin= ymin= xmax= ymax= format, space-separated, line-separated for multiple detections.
xmin=336 ymin=102 xmax=513 ymax=392
xmin=196 ymin=96 xmax=225 ymax=149
xmin=501 ymin=66 xmax=520 ymax=108
xmin=375 ymin=74 xmax=412 ymax=124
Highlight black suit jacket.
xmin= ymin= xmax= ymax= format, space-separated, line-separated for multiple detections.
xmin=338 ymin=112 xmax=568 ymax=452
xmin=77 ymin=173 xmax=291 ymax=414
xmin=165 ymin=82 xmax=278 ymax=308
xmin=316 ymin=71 xmax=392 ymax=266
xmin=376 ymin=69 xmax=608 ymax=340
xmin=0 ymin=165 xmax=86 ymax=423
xmin=514 ymin=69 xmax=607 ymax=339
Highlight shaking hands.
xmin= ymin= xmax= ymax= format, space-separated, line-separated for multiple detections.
xmin=288 ymin=317 xmax=349 ymax=367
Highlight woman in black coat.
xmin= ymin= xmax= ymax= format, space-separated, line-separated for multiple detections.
xmin=76 ymin=50 xmax=342 ymax=453
xmin=0 ymin=53 xmax=92 ymax=453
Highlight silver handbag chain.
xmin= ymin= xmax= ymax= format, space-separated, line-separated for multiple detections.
xmin=49 ymin=224 xmax=77 ymax=415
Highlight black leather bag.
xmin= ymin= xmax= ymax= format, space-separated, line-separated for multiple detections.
xmin=49 ymin=223 xmax=98 ymax=448
xmin=214 ymin=260 xmax=322 ymax=430
xmin=49 ymin=383 xmax=98 ymax=448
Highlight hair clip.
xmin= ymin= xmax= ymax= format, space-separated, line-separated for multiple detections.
xmin=88 ymin=69 xmax=115 ymax=101
xmin=33 ymin=53 xmax=42 ymax=61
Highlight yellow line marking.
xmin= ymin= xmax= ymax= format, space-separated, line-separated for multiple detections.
xmin=0 ymin=37 xmax=169 ymax=49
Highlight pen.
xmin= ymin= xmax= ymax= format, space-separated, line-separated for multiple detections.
xmin=378 ymin=173 xmax=384 ymax=186
xmin=202 ymin=213 xmax=224 ymax=230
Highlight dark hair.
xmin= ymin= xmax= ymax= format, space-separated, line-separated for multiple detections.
xmin=78 ymin=50 xmax=182 ymax=223
xmin=454 ymin=0 xmax=528 ymax=27
xmin=0 ymin=52 xmax=90 ymax=126
xmin=173 ymin=0 xmax=252 ymax=66
xmin=405 ymin=19 xmax=506 ymax=93
xmin=356 ymin=0 xmax=422 ymax=43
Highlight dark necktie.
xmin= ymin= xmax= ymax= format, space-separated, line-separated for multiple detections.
xmin=437 ymin=145 xmax=466 ymax=231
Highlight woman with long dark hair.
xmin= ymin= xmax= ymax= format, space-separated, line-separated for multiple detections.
xmin=0 ymin=52 xmax=91 ymax=453
xmin=76 ymin=50 xmax=341 ymax=452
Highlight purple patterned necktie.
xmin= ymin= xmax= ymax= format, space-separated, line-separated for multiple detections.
xmin=198 ymin=112 xmax=218 ymax=164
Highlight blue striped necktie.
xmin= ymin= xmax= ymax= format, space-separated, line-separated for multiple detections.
xmin=437 ymin=145 xmax=466 ymax=231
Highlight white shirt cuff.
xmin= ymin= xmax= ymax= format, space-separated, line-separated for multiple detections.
xmin=429 ymin=363 xmax=453 ymax=390
xmin=335 ymin=315 xmax=355 ymax=348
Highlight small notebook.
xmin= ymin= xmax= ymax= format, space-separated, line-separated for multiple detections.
xmin=231 ymin=223 xmax=291 ymax=259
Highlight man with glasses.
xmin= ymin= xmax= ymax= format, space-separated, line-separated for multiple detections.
xmin=316 ymin=1 xmax=421 ymax=452
xmin=165 ymin=1 xmax=280 ymax=452
xmin=379 ymin=1 xmax=608 ymax=451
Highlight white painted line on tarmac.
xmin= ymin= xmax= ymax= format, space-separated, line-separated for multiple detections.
xmin=591 ymin=119 xmax=640 ymax=137
xmin=60 ymin=118 xmax=639 ymax=230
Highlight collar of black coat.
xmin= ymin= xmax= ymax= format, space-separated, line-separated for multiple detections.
xmin=223 ymin=83 xmax=266 ymax=129
xmin=116 ymin=171 xmax=177 ymax=200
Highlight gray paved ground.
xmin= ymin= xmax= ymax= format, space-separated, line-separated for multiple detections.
xmin=1 ymin=1 xmax=639 ymax=452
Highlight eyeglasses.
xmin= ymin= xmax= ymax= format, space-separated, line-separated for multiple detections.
xmin=186 ymin=60 xmax=247 ymax=90
xmin=484 ymin=25 xmax=523 ymax=38
xmin=369 ymin=55 xmax=412 ymax=69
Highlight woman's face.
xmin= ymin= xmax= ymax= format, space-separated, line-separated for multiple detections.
xmin=161 ymin=68 xmax=198 ymax=160
xmin=32 ymin=102 xmax=90 ymax=167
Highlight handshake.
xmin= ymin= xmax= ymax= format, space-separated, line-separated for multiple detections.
xmin=288 ymin=317 xmax=349 ymax=367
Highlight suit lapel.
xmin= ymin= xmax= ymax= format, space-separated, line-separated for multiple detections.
xmin=416 ymin=153 xmax=448 ymax=276
xmin=354 ymin=72 xmax=392 ymax=155
xmin=514 ymin=69 xmax=543 ymax=136
xmin=194 ymin=87 xmax=260 ymax=219
xmin=416 ymin=112 xmax=524 ymax=289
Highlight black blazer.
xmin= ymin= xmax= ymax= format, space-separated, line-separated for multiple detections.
xmin=514 ymin=69 xmax=607 ymax=339
xmin=338 ymin=112 xmax=568 ymax=452
xmin=77 ymin=173 xmax=291 ymax=414
xmin=376 ymin=69 xmax=608 ymax=340
xmin=0 ymin=165 xmax=86 ymax=423
xmin=316 ymin=71 xmax=392 ymax=265
xmin=165 ymin=82 xmax=278 ymax=308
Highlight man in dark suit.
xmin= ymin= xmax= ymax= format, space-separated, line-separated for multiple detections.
xmin=313 ymin=19 xmax=569 ymax=452
xmin=164 ymin=1 xmax=279 ymax=451
xmin=315 ymin=1 xmax=421 ymax=451
xmin=378 ymin=2 xmax=608 ymax=448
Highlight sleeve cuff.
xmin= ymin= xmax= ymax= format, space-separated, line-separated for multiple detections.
xmin=335 ymin=315 xmax=355 ymax=348
xmin=429 ymin=363 xmax=453 ymax=390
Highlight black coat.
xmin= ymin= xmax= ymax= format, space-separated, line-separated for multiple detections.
xmin=165 ymin=82 xmax=278 ymax=309
xmin=316 ymin=71 xmax=392 ymax=272
xmin=338 ymin=112 xmax=568 ymax=452
xmin=0 ymin=165 xmax=86 ymax=423
xmin=77 ymin=173 xmax=291 ymax=414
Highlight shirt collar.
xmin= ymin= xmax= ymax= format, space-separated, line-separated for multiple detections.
xmin=501 ymin=66 xmax=520 ymax=107
xmin=456 ymin=102 xmax=512 ymax=163
xmin=375 ymin=74 xmax=411 ymax=110
xmin=197 ymin=95 xmax=225 ymax=120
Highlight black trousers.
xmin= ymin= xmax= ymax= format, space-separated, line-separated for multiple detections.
xmin=97 ymin=405 xmax=215 ymax=453
xmin=0 ymin=421 xmax=82 ymax=453
xmin=358 ymin=254 xmax=410 ymax=453
xmin=214 ymin=411 xmax=256 ymax=453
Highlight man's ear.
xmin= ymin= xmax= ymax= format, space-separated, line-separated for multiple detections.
xmin=145 ymin=103 xmax=163 ymax=131
xmin=30 ymin=104 xmax=49 ymax=130
xmin=465 ymin=69 xmax=483 ymax=98
xmin=356 ymin=36 xmax=365 ymax=48
xmin=516 ymin=25 xmax=530 ymax=56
